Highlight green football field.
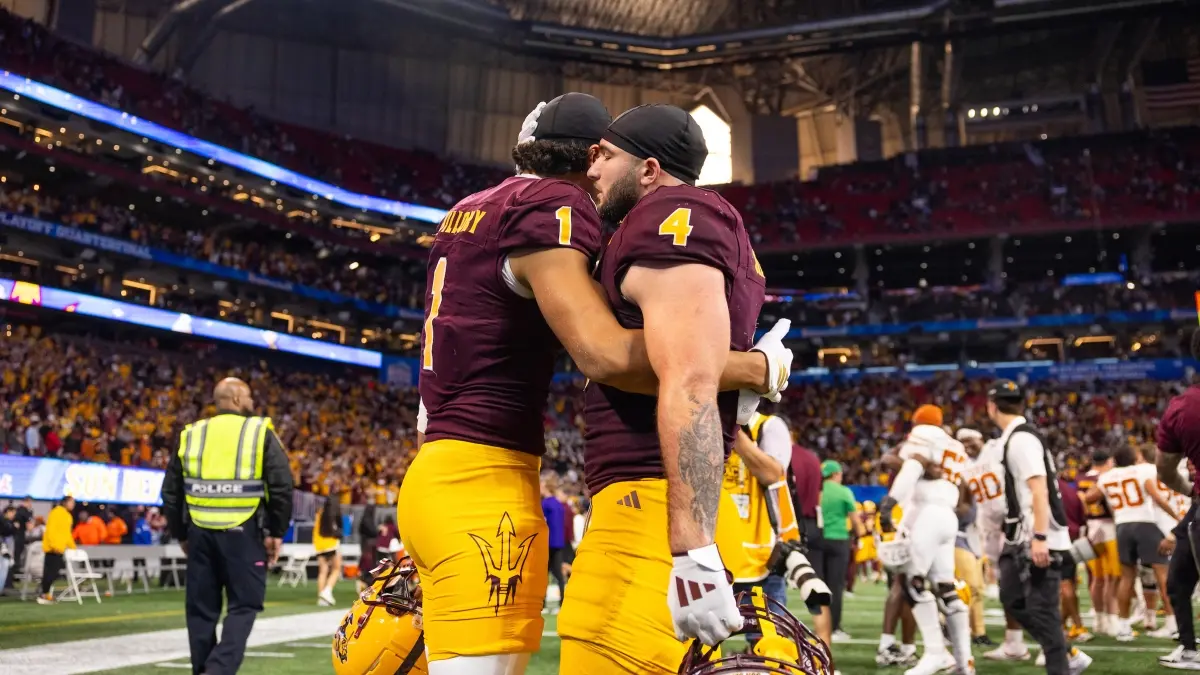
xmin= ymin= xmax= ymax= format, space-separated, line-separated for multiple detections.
xmin=0 ymin=578 xmax=1180 ymax=673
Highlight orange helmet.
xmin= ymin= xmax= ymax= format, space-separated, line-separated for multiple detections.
xmin=332 ymin=557 xmax=428 ymax=675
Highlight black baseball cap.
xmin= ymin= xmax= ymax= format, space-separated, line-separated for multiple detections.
xmin=988 ymin=379 xmax=1024 ymax=402
xmin=531 ymin=93 xmax=611 ymax=143
xmin=602 ymin=104 xmax=708 ymax=184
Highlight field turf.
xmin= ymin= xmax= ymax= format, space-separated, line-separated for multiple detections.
xmin=0 ymin=578 xmax=1177 ymax=673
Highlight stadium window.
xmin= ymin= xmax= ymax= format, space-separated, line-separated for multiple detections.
xmin=689 ymin=105 xmax=731 ymax=186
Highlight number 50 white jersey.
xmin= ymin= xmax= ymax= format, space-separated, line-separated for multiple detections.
xmin=898 ymin=424 xmax=967 ymax=510
xmin=1098 ymin=463 xmax=1159 ymax=525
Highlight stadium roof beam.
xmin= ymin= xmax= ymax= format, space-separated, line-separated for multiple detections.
xmin=380 ymin=0 xmax=1189 ymax=70
xmin=132 ymin=0 xmax=233 ymax=67
xmin=175 ymin=0 xmax=261 ymax=75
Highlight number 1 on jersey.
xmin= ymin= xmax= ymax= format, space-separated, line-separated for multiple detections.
xmin=555 ymin=206 xmax=573 ymax=246
xmin=423 ymin=257 xmax=448 ymax=371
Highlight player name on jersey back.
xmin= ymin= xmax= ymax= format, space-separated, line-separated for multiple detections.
xmin=419 ymin=175 xmax=602 ymax=456
xmin=1098 ymin=464 xmax=1160 ymax=525
xmin=583 ymin=186 xmax=765 ymax=495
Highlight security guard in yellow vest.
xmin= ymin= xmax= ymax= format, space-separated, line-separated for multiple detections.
xmin=161 ymin=377 xmax=294 ymax=675
xmin=714 ymin=410 xmax=797 ymax=647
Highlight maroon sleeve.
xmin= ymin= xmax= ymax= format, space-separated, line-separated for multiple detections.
xmin=1158 ymin=397 xmax=1182 ymax=456
xmin=1058 ymin=478 xmax=1084 ymax=540
xmin=615 ymin=190 xmax=739 ymax=276
xmin=497 ymin=179 xmax=602 ymax=259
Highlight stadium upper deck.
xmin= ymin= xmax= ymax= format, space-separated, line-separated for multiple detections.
xmin=0 ymin=7 xmax=1194 ymax=367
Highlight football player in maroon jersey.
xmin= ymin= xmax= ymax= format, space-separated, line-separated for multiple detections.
xmin=557 ymin=104 xmax=813 ymax=674
xmin=398 ymin=94 xmax=792 ymax=675
xmin=1155 ymin=329 xmax=1200 ymax=669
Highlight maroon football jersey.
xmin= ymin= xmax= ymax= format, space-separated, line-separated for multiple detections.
xmin=583 ymin=185 xmax=765 ymax=495
xmin=419 ymin=175 xmax=602 ymax=455
xmin=1157 ymin=385 xmax=1200 ymax=497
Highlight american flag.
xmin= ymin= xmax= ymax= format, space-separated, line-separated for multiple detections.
xmin=1142 ymin=56 xmax=1200 ymax=109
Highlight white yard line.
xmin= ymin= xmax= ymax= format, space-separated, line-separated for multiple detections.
xmin=281 ymin=642 xmax=331 ymax=649
xmin=0 ymin=609 xmax=345 ymax=675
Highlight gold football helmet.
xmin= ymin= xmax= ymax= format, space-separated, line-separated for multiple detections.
xmin=332 ymin=557 xmax=428 ymax=675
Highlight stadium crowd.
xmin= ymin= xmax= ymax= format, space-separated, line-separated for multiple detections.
xmin=0 ymin=182 xmax=427 ymax=312
xmin=0 ymin=326 xmax=425 ymax=503
xmin=1 ymin=8 xmax=1199 ymax=254
xmin=2 ymin=321 xmax=1194 ymax=507
xmin=771 ymin=272 xmax=1200 ymax=328
xmin=0 ymin=6 xmax=1195 ymax=513
xmin=783 ymin=375 xmax=1191 ymax=486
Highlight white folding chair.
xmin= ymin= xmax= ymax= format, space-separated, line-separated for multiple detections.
xmin=17 ymin=547 xmax=44 ymax=601
xmin=278 ymin=552 xmax=310 ymax=588
xmin=58 ymin=549 xmax=104 ymax=604
xmin=106 ymin=558 xmax=145 ymax=595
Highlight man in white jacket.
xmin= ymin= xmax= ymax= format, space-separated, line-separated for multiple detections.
xmin=878 ymin=404 xmax=974 ymax=675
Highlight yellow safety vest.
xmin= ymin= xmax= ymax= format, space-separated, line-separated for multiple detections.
xmin=177 ymin=413 xmax=271 ymax=530
xmin=715 ymin=413 xmax=799 ymax=583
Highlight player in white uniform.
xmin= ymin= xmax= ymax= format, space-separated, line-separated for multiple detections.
xmin=878 ymin=405 xmax=973 ymax=675
xmin=1083 ymin=444 xmax=1181 ymax=642
xmin=960 ymin=430 xmax=1038 ymax=662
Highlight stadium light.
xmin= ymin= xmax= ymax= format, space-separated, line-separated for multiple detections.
xmin=688 ymin=105 xmax=732 ymax=186
xmin=0 ymin=71 xmax=449 ymax=224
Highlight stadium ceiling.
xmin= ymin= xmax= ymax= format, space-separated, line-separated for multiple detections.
xmin=134 ymin=0 xmax=1193 ymax=73
xmin=468 ymin=0 xmax=1188 ymax=69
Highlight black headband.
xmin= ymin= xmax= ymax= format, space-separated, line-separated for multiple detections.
xmin=533 ymin=92 xmax=611 ymax=143
xmin=602 ymin=104 xmax=708 ymax=184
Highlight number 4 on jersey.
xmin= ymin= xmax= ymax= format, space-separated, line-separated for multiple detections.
xmin=657 ymin=207 xmax=692 ymax=246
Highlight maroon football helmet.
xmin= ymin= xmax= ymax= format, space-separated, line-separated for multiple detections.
xmin=678 ymin=591 xmax=834 ymax=675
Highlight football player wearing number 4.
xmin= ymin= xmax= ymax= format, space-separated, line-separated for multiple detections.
xmin=400 ymin=94 xmax=792 ymax=675
xmin=557 ymin=103 xmax=805 ymax=675
xmin=877 ymin=404 xmax=974 ymax=675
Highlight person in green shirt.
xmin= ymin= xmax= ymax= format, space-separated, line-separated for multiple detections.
xmin=819 ymin=459 xmax=865 ymax=640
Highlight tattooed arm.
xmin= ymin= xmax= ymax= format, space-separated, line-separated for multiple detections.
xmin=623 ymin=261 xmax=730 ymax=552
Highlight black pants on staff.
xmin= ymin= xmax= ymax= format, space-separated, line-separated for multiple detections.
xmin=186 ymin=520 xmax=267 ymax=675
xmin=810 ymin=537 xmax=850 ymax=632
xmin=1168 ymin=501 xmax=1199 ymax=650
xmin=40 ymin=552 xmax=64 ymax=595
xmin=998 ymin=545 xmax=1069 ymax=675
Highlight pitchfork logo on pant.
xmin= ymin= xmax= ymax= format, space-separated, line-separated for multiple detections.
xmin=468 ymin=512 xmax=537 ymax=614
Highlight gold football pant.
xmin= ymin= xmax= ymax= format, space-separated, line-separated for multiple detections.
xmin=395 ymin=439 xmax=547 ymax=661
xmin=558 ymin=479 xmax=688 ymax=674
xmin=954 ymin=547 xmax=986 ymax=638
xmin=1087 ymin=540 xmax=1121 ymax=580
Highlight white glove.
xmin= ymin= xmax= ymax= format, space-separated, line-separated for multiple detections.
xmin=667 ymin=544 xmax=743 ymax=645
xmin=735 ymin=319 xmax=793 ymax=424
xmin=517 ymin=101 xmax=547 ymax=145
xmin=750 ymin=318 xmax=792 ymax=402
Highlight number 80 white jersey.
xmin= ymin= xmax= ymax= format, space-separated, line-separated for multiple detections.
xmin=961 ymin=440 xmax=1006 ymax=531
